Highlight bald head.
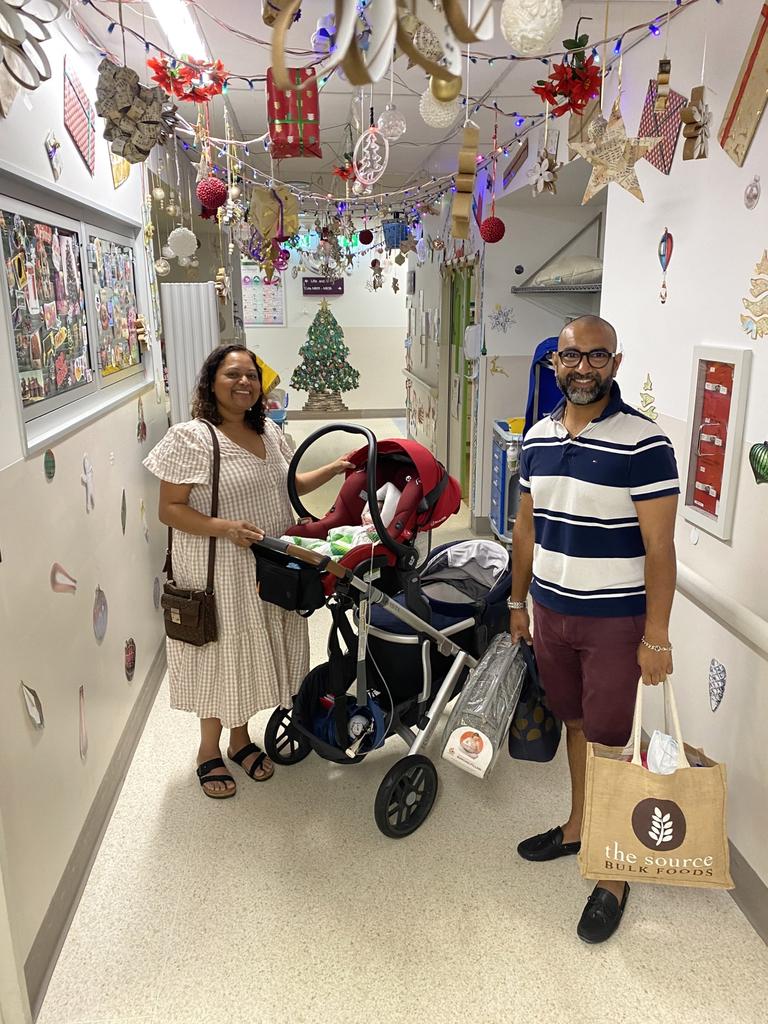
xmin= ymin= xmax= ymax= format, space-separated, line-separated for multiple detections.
xmin=559 ymin=316 xmax=618 ymax=353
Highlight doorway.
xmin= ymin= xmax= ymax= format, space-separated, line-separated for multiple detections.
xmin=447 ymin=266 xmax=474 ymax=499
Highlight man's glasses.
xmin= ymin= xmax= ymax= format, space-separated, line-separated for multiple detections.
xmin=555 ymin=349 xmax=615 ymax=369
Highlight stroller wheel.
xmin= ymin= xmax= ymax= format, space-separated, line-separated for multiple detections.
xmin=374 ymin=755 xmax=438 ymax=839
xmin=264 ymin=706 xmax=312 ymax=766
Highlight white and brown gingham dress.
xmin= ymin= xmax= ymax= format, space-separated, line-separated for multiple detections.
xmin=144 ymin=418 xmax=309 ymax=727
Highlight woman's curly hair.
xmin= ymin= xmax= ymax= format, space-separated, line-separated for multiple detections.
xmin=191 ymin=345 xmax=267 ymax=433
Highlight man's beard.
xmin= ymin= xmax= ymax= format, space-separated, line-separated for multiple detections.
xmin=556 ymin=371 xmax=613 ymax=406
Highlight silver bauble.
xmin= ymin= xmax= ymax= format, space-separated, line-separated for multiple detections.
xmin=377 ymin=103 xmax=407 ymax=142
xmin=154 ymin=258 xmax=170 ymax=277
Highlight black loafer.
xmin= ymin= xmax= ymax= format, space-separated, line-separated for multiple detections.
xmin=577 ymin=883 xmax=630 ymax=944
xmin=517 ymin=826 xmax=581 ymax=862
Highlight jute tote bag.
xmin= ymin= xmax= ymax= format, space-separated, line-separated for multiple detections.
xmin=579 ymin=681 xmax=733 ymax=889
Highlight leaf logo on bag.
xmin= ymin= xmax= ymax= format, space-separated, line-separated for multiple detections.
xmin=631 ymin=798 xmax=686 ymax=852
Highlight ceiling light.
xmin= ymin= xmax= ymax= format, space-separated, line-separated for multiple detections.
xmin=149 ymin=0 xmax=208 ymax=60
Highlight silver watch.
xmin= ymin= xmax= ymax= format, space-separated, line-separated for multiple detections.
xmin=507 ymin=598 xmax=527 ymax=611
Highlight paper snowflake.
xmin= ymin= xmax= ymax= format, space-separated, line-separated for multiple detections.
xmin=489 ymin=304 xmax=516 ymax=333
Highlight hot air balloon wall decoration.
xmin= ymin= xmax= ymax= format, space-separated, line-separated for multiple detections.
xmin=658 ymin=227 xmax=673 ymax=304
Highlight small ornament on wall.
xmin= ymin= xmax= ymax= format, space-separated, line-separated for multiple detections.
xmin=153 ymin=575 xmax=161 ymax=610
xmin=740 ymin=250 xmax=768 ymax=340
xmin=43 ymin=448 xmax=55 ymax=481
xmin=708 ymin=659 xmax=727 ymax=712
xmin=137 ymin=396 xmax=147 ymax=442
xmin=658 ymin=228 xmax=673 ymax=304
xmin=50 ymin=562 xmax=77 ymax=594
xmin=81 ymin=454 xmax=95 ymax=512
xmin=79 ymin=685 xmax=88 ymax=760
xmin=749 ymin=440 xmax=768 ymax=484
xmin=489 ymin=305 xmax=516 ymax=333
xmin=125 ymin=638 xmax=136 ymax=682
xmin=44 ymin=130 xmax=62 ymax=180
xmin=21 ymin=682 xmax=44 ymax=729
xmin=93 ymin=586 xmax=108 ymax=642
xmin=744 ymin=175 xmax=761 ymax=210
xmin=121 ymin=490 xmax=127 ymax=535
xmin=639 ymin=374 xmax=658 ymax=422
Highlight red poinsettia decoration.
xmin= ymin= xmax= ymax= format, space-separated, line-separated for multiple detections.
xmin=148 ymin=56 xmax=228 ymax=103
xmin=532 ymin=33 xmax=602 ymax=117
xmin=332 ymin=159 xmax=355 ymax=182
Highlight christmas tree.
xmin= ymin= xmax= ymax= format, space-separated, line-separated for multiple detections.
xmin=291 ymin=300 xmax=360 ymax=412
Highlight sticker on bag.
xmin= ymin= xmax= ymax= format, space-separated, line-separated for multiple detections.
xmin=442 ymin=727 xmax=494 ymax=778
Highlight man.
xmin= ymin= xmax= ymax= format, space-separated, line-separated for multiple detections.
xmin=509 ymin=315 xmax=678 ymax=943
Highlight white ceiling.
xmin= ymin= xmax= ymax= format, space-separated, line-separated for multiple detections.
xmin=76 ymin=1 xmax=663 ymax=200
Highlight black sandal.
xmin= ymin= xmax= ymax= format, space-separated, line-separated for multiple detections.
xmin=229 ymin=741 xmax=274 ymax=782
xmin=196 ymin=757 xmax=236 ymax=799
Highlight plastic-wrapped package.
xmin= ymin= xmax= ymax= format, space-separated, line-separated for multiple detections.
xmin=441 ymin=634 xmax=526 ymax=778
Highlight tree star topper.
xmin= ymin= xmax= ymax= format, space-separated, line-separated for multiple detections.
xmin=570 ymin=97 xmax=659 ymax=204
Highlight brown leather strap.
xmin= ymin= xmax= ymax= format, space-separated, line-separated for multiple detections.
xmin=165 ymin=421 xmax=221 ymax=594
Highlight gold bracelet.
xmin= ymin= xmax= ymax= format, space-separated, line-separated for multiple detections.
xmin=641 ymin=636 xmax=673 ymax=653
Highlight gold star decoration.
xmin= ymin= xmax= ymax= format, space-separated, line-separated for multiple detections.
xmin=571 ymin=97 xmax=660 ymax=204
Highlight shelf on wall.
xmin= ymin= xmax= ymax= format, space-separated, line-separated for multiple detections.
xmin=511 ymin=284 xmax=602 ymax=294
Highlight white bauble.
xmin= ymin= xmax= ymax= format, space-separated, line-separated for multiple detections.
xmin=167 ymin=226 xmax=198 ymax=258
xmin=500 ymin=0 xmax=563 ymax=55
xmin=419 ymin=89 xmax=460 ymax=129
xmin=154 ymin=258 xmax=170 ymax=277
xmin=177 ymin=255 xmax=190 ymax=267
xmin=161 ymin=245 xmax=175 ymax=259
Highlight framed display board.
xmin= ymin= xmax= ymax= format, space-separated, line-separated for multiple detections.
xmin=0 ymin=206 xmax=95 ymax=419
xmin=86 ymin=230 xmax=143 ymax=383
xmin=241 ymin=261 xmax=286 ymax=327
xmin=682 ymin=345 xmax=752 ymax=541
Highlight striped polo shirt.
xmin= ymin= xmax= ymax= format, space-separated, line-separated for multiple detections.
xmin=519 ymin=382 xmax=679 ymax=617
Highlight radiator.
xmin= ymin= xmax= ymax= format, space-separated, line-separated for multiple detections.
xmin=159 ymin=282 xmax=220 ymax=424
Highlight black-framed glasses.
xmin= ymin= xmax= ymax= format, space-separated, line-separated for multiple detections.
xmin=555 ymin=348 xmax=615 ymax=369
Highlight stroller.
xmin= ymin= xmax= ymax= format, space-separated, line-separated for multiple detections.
xmin=252 ymin=425 xmax=511 ymax=838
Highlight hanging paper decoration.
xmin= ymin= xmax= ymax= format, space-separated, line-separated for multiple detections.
xmin=50 ymin=562 xmax=77 ymax=594
xmin=654 ymin=59 xmax=672 ymax=114
xmin=708 ymin=659 xmax=727 ymax=712
xmin=399 ymin=236 xmax=417 ymax=255
xmin=311 ymin=13 xmax=336 ymax=54
xmin=452 ymin=123 xmax=480 ymax=239
xmin=719 ymin=5 xmax=768 ymax=167
xmin=639 ymin=373 xmax=658 ymax=422
xmin=147 ymin=56 xmax=227 ymax=103
xmin=500 ymin=0 xmax=563 ymax=55
xmin=681 ymin=86 xmax=710 ymax=161
xmin=79 ymin=685 xmax=88 ymax=760
xmin=262 ymin=0 xmax=298 ymax=27
xmin=658 ymin=228 xmax=673 ymax=304
xmin=64 ymin=57 xmax=96 ymax=175
xmin=248 ymin=185 xmax=299 ymax=245
xmin=370 ymin=259 xmax=384 ymax=290
xmin=125 ymin=639 xmax=136 ymax=682
xmin=95 ymin=60 xmax=177 ymax=165
xmin=81 ymin=454 xmax=95 ymax=512
xmin=353 ymin=125 xmax=389 ymax=187
xmin=740 ymin=250 xmax=768 ymax=340
xmin=419 ymin=89 xmax=460 ymax=128
xmin=196 ymin=176 xmax=228 ymax=218
xmin=532 ymin=32 xmax=601 ymax=116
xmin=637 ymin=79 xmax=687 ymax=176
xmin=749 ymin=441 xmax=768 ymax=484
xmin=0 ymin=0 xmax=64 ymax=99
xmin=570 ymin=98 xmax=659 ymax=205
xmin=167 ymin=226 xmax=198 ymax=259
xmin=489 ymin=305 xmax=516 ymax=333
xmin=528 ymin=150 xmax=558 ymax=196
xmin=266 ymin=67 xmax=322 ymax=159
xmin=215 ymin=267 xmax=231 ymax=303
xmin=21 ymin=681 xmax=44 ymax=728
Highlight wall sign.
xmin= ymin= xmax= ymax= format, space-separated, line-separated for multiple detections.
xmin=302 ymin=276 xmax=344 ymax=296
xmin=683 ymin=345 xmax=752 ymax=541
xmin=241 ymin=261 xmax=286 ymax=327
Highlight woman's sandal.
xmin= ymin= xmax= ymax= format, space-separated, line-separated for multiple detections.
xmin=228 ymin=741 xmax=274 ymax=782
xmin=196 ymin=757 xmax=236 ymax=799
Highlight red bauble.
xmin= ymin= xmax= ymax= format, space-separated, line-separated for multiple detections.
xmin=196 ymin=177 xmax=228 ymax=212
xmin=480 ymin=216 xmax=505 ymax=243
xmin=359 ymin=228 xmax=374 ymax=245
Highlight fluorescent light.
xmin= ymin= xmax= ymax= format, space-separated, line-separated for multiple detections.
xmin=149 ymin=0 xmax=208 ymax=60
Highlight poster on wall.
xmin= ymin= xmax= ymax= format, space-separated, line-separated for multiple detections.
xmin=87 ymin=235 xmax=141 ymax=378
xmin=241 ymin=261 xmax=286 ymax=327
xmin=0 ymin=210 xmax=92 ymax=412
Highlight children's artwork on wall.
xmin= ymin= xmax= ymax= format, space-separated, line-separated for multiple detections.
xmin=43 ymin=448 xmax=55 ymax=480
xmin=153 ymin=575 xmax=161 ymax=610
xmin=50 ymin=562 xmax=77 ymax=593
xmin=124 ymin=638 xmax=136 ymax=682
xmin=21 ymin=682 xmax=44 ymax=728
xmin=740 ymin=250 xmax=768 ymax=340
xmin=718 ymin=4 xmax=768 ymax=167
xmin=658 ymin=228 xmax=673 ymax=304
xmin=79 ymin=685 xmax=88 ymax=759
xmin=488 ymin=305 xmax=516 ymax=333
xmin=749 ymin=441 xmax=768 ymax=484
xmin=109 ymin=150 xmax=131 ymax=189
xmin=637 ymin=80 xmax=687 ymax=175
xmin=709 ymin=659 xmax=727 ymax=712
xmin=137 ymin=396 xmax=147 ymax=441
xmin=81 ymin=454 xmax=95 ymax=512
xmin=639 ymin=374 xmax=658 ymax=422
xmin=1 ymin=210 xmax=92 ymax=411
xmin=93 ymin=586 xmax=108 ymax=642
xmin=121 ymin=489 xmax=127 ymax=534
xmin=63 ymin=57 xmax=96 ymax=175
xmin=44 ymin=130 xmax=62 ymax=180
xmin=88 ymin=235 xmax=141 ymax=378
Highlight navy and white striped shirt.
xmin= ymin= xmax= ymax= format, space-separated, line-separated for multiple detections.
xmin=519 ymin=382 xmax=679 ymax=617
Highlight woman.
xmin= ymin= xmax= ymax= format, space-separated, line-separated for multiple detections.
xmin=144 ymin=345 xmax=352 ymax=798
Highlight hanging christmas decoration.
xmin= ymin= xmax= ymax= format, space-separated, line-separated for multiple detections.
xmin=392 ymin=277 xmax=400 ymax=293
xmin=749 ymin=441 xmax=768 ymax=484
xmin=359 ymin=228 xmax=374 ymax=246
xmin=154 ymin=257 xmax=170 ymax=277
xmin=415 ymin=237 xmax=428 ymax=263
xmin=353 ymin=118 xmax=389 ymax=187
xmin=500 ymin=0 xmax=563 ymax=55
xmin=481 ymin=115 xmax=506 ymax=242
xmin=637 ymin=79 xmax=687 ymax=176
xmin=95 ymin=60 xmax=178 ymax=165
xmin=266 ymin=67 xmax=322 ymax=159
xmin=679 ymin=85 xmax=710 ymax=161
xmin=0 ymin=0 xmax=64 ymax=97
xmin=147 ymin=56 xmax=227 ymax=103
xmin=532 ymin=31 xmax=601 ymax=116
xmin=419 ymin=89 xmax=461 ymax=128
xmin=658 ymin=228 xmax=673 ymax=304
xmin=528 ymin=150 xmax=558 ymax=196
xmin=167 ymin=226 xmax=198 ymax=258
xmin=719 ymin=5 xmax=768 ymax=167
xmin=740 ymin=250 xmax=768 ymax=340
xmin=744 ymin=176 xmax=761 ymax=210
xmin=311 ymin=12 xmax=336 ymax=54
xmin=429 ymin=74 xmax=463 ymax=103
xmin=570 ymin=97 xmax=659 ymax=204
xmin=196 ymin=176 xmax=228 ymax=218
xmin=382 ymin=218 xmax=409 ymax=250
xmin=452 ymin=123 xmax=480 ymax=239
xmin=370 ymin=259 xmax=384 ymax=290
xmin=377 ymin=103 xmax=407 ymax=142
xmin=489 ymin=304 xmax=516 ymax=333
xmin=215 ymin=267 xmax=230 ymax=303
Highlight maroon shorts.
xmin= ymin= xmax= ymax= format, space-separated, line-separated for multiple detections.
xmin=532 ymin=601 xmax=645 ymax=746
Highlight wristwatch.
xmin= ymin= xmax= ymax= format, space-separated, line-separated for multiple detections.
xmin=507 ymin=598 xmax=527 ymax=611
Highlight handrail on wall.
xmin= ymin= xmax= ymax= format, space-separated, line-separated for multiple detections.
xmin=677 ymin=562 xmax=768 ymax=658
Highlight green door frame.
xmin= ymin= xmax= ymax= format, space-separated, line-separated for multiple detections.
xmin=449 ymin=269 xmax=473 ymax=498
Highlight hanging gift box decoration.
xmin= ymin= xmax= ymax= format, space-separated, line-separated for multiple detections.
xmin=248 ymin=184 xmax=299 ymax=243
xmin=719 ymin=4 xmax=768 ymax=167
xmin=452 ymin=122 xmax=480 ymax=239
xmin=96 ymin=59 xmax=178 ymax=164
xmin=658 ymin=227 xmax=673 ymax=304
xmin=353 ymin=123 xmax=389 ymax=187
xmin=382 ymin=218 xmax=410 ymax=250
xmin=749 ymin=440 xmax=768 ymax=484
xmin=681 ymin=85 xmax=711 ymax=161
xmin=637 ymin=78 xmax=687 ymax=175
xmin=266 ymin=67 xmax=322 ymax=159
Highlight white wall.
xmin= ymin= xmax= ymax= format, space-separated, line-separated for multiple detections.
xmin=599 ymin=0 xmax=768 ymax=883
xmin=0 ymin=17 xmax=167 ymax=996
xmin=245 ymin=253 xmax=407 ymax=412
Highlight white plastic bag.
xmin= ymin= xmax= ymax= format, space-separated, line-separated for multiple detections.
xmin=441 ymin=634 xmax=526 ymax=779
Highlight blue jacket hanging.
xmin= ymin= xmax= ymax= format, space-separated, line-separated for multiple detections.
xmin=524 ymin=336 xmax=561 ymax=435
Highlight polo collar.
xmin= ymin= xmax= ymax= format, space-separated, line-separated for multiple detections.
xmin=549 ymin=381 xmax=623 ymax=429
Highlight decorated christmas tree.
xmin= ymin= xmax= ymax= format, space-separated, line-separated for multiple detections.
xmin=291 ymin=300 xmax=360 ymax=412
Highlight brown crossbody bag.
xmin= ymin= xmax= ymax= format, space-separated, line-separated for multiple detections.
xmin=161 ymin=420 xmax=221 ymax=646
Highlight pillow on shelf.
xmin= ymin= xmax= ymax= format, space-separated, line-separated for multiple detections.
xmin=530 ymin=255 xmax=603 ymax=287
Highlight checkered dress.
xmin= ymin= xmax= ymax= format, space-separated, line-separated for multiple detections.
xmin=144 ymin=419 xmax=309 ymax=727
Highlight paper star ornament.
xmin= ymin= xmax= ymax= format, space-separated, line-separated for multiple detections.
xmin=571 ymin=98 xmax=660 ymax=204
